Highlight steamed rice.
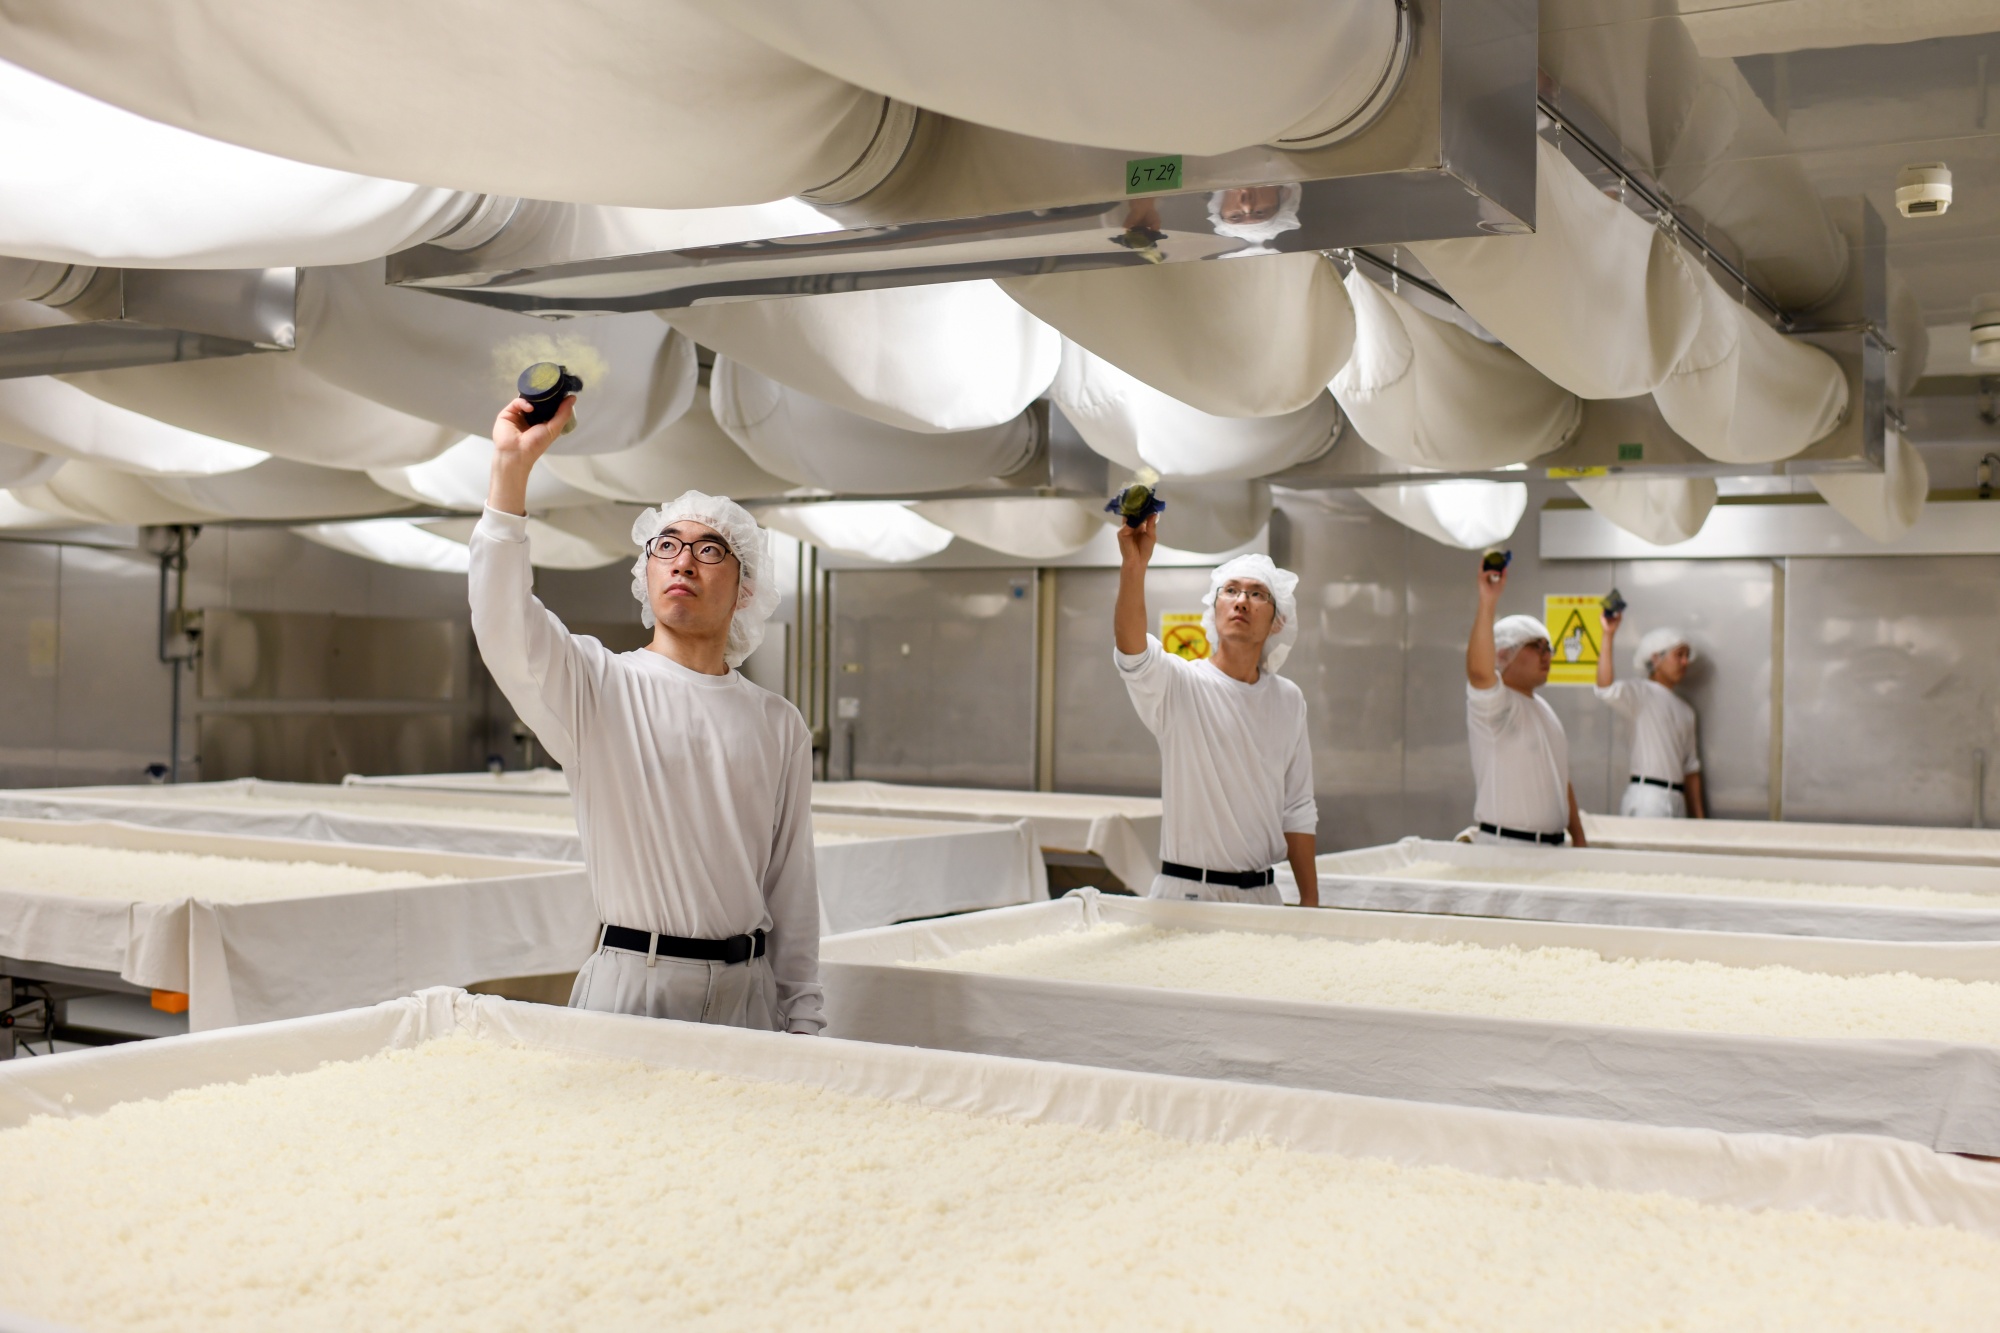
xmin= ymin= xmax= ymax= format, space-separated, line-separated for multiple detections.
xmin=1379 ymin=859 xmax=1999 ymax=911
xmin=3 ymin=1036 xmax=1996 ymax=1331
xmin=0 ymin=836 xmax=450 ymax=903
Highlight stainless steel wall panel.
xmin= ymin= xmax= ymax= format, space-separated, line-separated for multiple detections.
xmin=0 ymin=541 xmax=61 ymax=787
xmin=198 ymin=713 xmax=464 ymax=785
xmin=50 ymin=546 xmax=171 ymax=786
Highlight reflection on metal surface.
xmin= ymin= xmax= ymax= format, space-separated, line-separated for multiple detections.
xmin=385 ymin=0 xmax=1530 ymax=313
xmin=1542 ymin=498 xmax=2000 ymax=560
xmin=197 ymin=713 xmax=464 ymax=785
xmin=199 ymin=610 xmax=461 ymax=702
xmin=0 ymin=267 xmax=295 ymax=380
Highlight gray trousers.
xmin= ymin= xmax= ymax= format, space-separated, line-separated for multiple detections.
xmin=567 ymin=945 xmax=781 ymax=1032
xmin=1144 ymin=871 xmax=1282 ymax=906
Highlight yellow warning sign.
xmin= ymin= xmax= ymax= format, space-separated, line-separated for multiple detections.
xmin=1543 ymin=595 xmax=1603 ymax=685
xmin=1160 ymin=612 xmax=1208 ymax=661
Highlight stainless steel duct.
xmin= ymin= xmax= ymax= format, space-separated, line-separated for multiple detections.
xmin=385 ymin=0 xmax=1533 ymax=314
xmin=0 ymin=267 xmax=296 ymax=379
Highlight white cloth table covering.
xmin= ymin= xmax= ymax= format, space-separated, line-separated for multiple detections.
xmin=0 ymin=818 xmax=590 ymax=1031
xmin=0 ymin=56 xmax=489 ymax=268
xmin=0 ymin=2 xmax=892 ymax=209
xmin=1316 ymin=837 xmax=2000 ymax=941
xmin=1008 ymin=255 xmax=1353 ymax=420
xmin=666 ymin=283 xmax=1059 ymax=434
xmin=709 ymin=358 xmax=1038 ymax=493
xmin=821 ymin=892 xmax=2000 ymax=1153
xmin=65 ymin=354 xmax=462 ymax=471
xmin=297 ymin=261 xmax=697 ymax=455
xmin=1583 ymin=813 xmax=2000 ymax=868
xmin=9 ymin=988 xmax=2000 ymax=1250
xmin=345 ymin=769 xmax=573 ymax=795
xmin=812 ymin=781 xmax=1161 ymax=893
xmin=811 ymin=814 xmax=1047 ymax=934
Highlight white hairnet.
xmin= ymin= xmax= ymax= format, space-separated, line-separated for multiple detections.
xmin=1493 ymin=614 xmax=1552 ymax=668
xmin=1635 ymin=626 xmax=1693 ymax=675
xmin=1200 ymin=553 xmax=1300 ymax=673
xmin=1207 ymin=183 xmax=1303 ymax=253
xmin=629 ymin=489 xmax=779 ymax=669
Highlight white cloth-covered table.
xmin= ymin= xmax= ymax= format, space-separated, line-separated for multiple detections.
xmin=822 ymin=892 xmax=2000 ymax=1153
xmin=811 ymin=814 xmax=1047 ymax=934
xmin=0 ymin=818 xmax=589 ymax=1032
xmin=346 ymin=769 xmax=573 ymax=795
xmin=7 ymin=989 xmax=1999 ymax=1275
xmin=1315 ymin=837 xmax=2000 ymax=941
xmin=812 ymin=781 xmax=1162 ymax=893
xmin=1583 ymin=813 xmax=2000 ymax=869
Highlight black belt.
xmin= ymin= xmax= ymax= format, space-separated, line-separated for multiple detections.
xmin=1630 ymin=776 xmax=1686 ymax=792
xmin=1478 ymin=823 xmax=1566 ymax=846
xmin=599 ymin=924 xmax=767 ymax=965
xmin=1161 ymin=860 xmax=1276 ymax=890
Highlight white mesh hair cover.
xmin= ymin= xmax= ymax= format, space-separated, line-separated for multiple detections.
xmin=1200 ymin=553 xmax=1301 ymax=674
xmin=1493 ymin=614 xmax=1552 ymax=667
xmin=628 ymin=490 xmax=779 ymax=669
xmin=1634 ymin=626 xmax=1694 ymax=675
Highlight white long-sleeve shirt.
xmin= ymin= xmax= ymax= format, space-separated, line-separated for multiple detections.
xmin=1115 ymin=636 xmax=1317 ymax=872
xmin=1466 ymin=682 xmax=1570 ymax=835
xmin=1595 ymin=678 xmax=1700 ymax=784
xmin=468 ymin=507 xmax=823 ymax=1033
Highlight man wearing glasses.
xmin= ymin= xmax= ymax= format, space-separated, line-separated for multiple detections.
xmin=468 ymin=391 xmax=823 ymax=1034
xmin=1464 ymin=557 xmax=1587 ymax=848
xmin=1113 ymin=511 xmax=1318 ymax=906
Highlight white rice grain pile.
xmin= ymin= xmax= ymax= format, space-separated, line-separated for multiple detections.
xmin=924 ymin=923 xmax=2000 ymax=1044
xmin=1381 ymin=858 xmax=1999 ymax=910
xmin=3 ymin=1036 xmax=1997 ymax=1332
xmin=0 ymin=836 xmax=451 ymax=903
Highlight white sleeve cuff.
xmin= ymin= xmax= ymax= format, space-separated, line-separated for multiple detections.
xmin=475 ymin=505 xmax=531 ymax=543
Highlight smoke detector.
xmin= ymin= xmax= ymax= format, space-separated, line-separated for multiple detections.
xmin=1972 ymin=293 xmax=2000 ymax=369
xmin=1895 ymin=162 xmax=1952 ymax=218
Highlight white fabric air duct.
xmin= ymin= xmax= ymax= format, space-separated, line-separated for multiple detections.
xmin=144 ymin=460 xmax=410 ymax=522
xmin=1134 ymin=476 xmax=1273 ymax=555
xmin=666 ymin=283 xmax=1059 ymax=433
xmin=0 ymin=378 xmax=266 ymax=477
xmin=1358 ymin=479 xmax=1528 ymax=550
xmin=1567 ymin=475 xmax=1718 ymax=546
xmin=710 ymin=359 xmax=1037 ymax=493
xmin=910 ymin=497 xmax=1106 ymax=560
xmin=704 ymin=0 xmax=1405 ymax=153
xmin=1650 ymin=277 xmax=1848 ymax=463
xmin=296 ymin=262 xmax=696 ymax=456
xmin=1679 ymin=0 xmax=2000 ymax=57
xmin=422 ymin=516 xmax=626 ymax=571
xmin=1332 ymin=267 xmax=1580 ymax=470
xmin=293 ymin=520 xmax=471 ymax=575
xmin=0 ymin=2 xmax=896 ymax=209
xmin=1413 ymin=137 xmax=1707 ymax=402
xmin=542 ymin=388 xmax=787 ymax=505
xmin=0 ymin=441 xmax=56 ymax=488
xmin=1003 ymin=253 xmax=1353 ymax=418
xmin=533 ymin=503 xmax=650 ymax=557
xmin=65 ymin=355 xmax=462 ymax=471
xmin=0 ymin=492 xmax=78 ymax=529
xmin=0 ymin=58 xmax=500 ymax=268
xmin=370 ymin=437 xmax=602 ymax=514
xmin=1812 ymin=431 xmax=1930 ymax=544
xmin=1051 ymin=342 xmax=1341 ymax=481
xmin=760 ymin=502 xmax=955 ymax=563
xmin=13 ymin=461 xmax=219 ymax=525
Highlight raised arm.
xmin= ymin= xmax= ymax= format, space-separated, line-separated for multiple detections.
xmin=1113 ymin=512 xmax=1158 ymax=655
xmin=1466 ymin=559 xmax=1506 ymax=689
xmin=487 ymin=394 xmax=576 ymax=516
xmin=1597 ymin=609 xmax=1622 ymax=688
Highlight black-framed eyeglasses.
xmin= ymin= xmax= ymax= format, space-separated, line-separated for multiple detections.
xmin=646 ymin=533 xmax=733 ymax=565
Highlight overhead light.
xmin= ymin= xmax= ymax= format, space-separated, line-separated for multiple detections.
xmin=1895 ymin=163 xmax=1952 ymax=218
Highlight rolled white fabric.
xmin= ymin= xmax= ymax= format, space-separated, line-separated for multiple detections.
xmin=710 ymin=358 xmax=1037 ymax=493
xmin=65 ymin=355 xmax=461 ymax=471
xmin=1812 ymin=430 xmax=1930 ymax=543
xmin=0 ymin=2 xmax=892 ymax=208
xmin=760 ymin=502 xmax=955 ymax=563
xmin=911 ymin=497 xmax=1106 ymax=559
xmin=1052 ymin=341 xmax=1341 ymax=481
xmin=143 ymin=459 xmax=411 ymax=522
xmin=293 ymin=519 xmax=471 ymax=575
xmin=666 ymin=282 xmax=1058 ymax=433
xmin=1680 ymin=0 xmax=2000 ymax=58
xmin=1003 ymin=253 xmax=1353 ymax=418
xmin=296 ymin=261 xmax=696 ymax=455
xmin=422 ymin=515 xmax=627 ymax=571
xmin=13 ymin=461 xmax=221 ymax=524
xmin=1358 ymin=479 xmax=1527 ymax=550
xmin=369 ymin=437 xmax=602 ymax=514
xmin=1332 ymin=268 xmax=1579 ymax=470
xmin=0 ymin=440 xmax=56 ymax=488
xmin=1412 ymin=137 xmax=1707 ymax=401
xmin=0 ymin=57 xmax=491 ymax=267
xmin=0 ymin=377 xmax=266 ymax=477
xmin=1145 ymin=477 xmax=1273 ymax=555
xmin=703 ymin=0 xmax=1405 ymax=153
xmin=1567 ymin=475 xmax=1718 ymax=546
xmin=1651 ymin=278 xmax=1848 ymax=464
xmin=542 ymin=388 xmax=787 ymax=504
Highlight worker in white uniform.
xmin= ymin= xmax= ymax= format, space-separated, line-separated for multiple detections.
xmin=469 ymin=390 xmax=823 ymax=1034
xmin=1596 ymin=613 xmax=1704 ymax=819
xmin=1113 ymin=511 xmax=1318 ymax=906
xmin=1464 ymin=557 xmax=1587 ymax=847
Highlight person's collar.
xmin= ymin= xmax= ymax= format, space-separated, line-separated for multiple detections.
xmin=636 ymin=641 xmax=737 ymax=683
